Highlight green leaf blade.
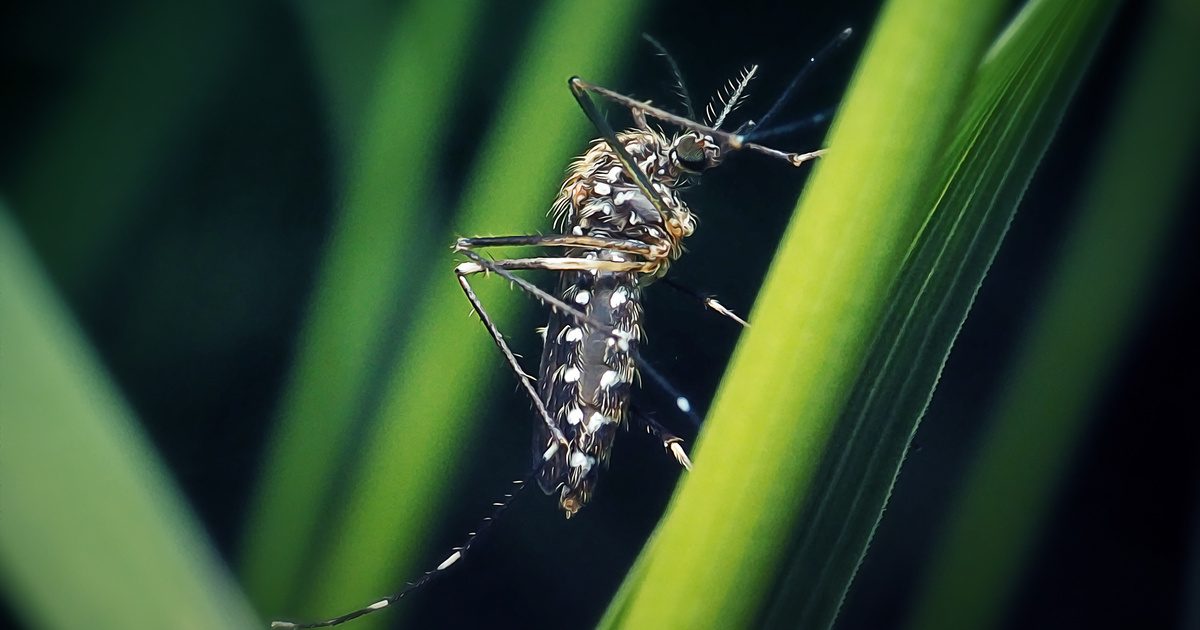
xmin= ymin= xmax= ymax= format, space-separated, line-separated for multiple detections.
xmin=764 ymin=1 xmax=1119 ymax=626
xmin=908 ymin=0 xmax=1200 ymax=627
xmin=604 ymin=0 xmax=1008 ymax=627
xmin=0 ymin=209 xmax=260 ymax=630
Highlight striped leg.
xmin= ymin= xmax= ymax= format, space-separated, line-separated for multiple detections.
xmin=270 ymin=474 xmax=535 ymax=629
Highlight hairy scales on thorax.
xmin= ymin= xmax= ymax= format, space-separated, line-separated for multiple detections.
xmin=535 ymin=129 xmax=706 ymax=516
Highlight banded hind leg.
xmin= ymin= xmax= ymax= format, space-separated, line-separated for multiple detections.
xmin=270 ymin=472 xmax=539 ymax=629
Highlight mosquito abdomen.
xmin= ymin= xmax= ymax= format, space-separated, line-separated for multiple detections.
xmin=535 ymin=262 xmax=642 ymax=515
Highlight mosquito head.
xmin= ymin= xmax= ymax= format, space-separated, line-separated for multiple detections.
xmin=670 ymin=132 xmax=722 ymax=174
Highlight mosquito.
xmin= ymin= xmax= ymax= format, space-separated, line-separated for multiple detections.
xmin=271 ymin=27 xmax=852 ymax=629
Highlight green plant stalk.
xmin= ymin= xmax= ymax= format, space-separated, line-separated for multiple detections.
xmin=240 ymin=0 xmax=487 ymax=614
xmin=11 ymin=1 xmax=248 ymax=294
xmin=290 ymin=0 xmax=398 ymax=163
xmin=761 ymin=0 xmax=1118 ymax=627
xmin=297 ymin=1 xmax=647 ymax=626
xmin=907 ymin=1 xmax=1200 ymax=628
xmin=0 ymin=209 xmax=260 ymax=630
xmin=602 ymin=0 xmax=1005 ymax=627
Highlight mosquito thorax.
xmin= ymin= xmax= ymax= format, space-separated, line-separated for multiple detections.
xmin=552 ymin=128 xmax=701 ymax=263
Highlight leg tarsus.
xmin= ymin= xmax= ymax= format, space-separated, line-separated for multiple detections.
xmin=270 ymin=475 xmax=534 ymax=628
xmin=660 ymin=277 xmax=750 ymax=328
xmin=632 ymin=408 xmax=694 ymax=471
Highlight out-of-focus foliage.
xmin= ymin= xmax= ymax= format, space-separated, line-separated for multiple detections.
xmin=0 ymin=209 xmax=259 ymax=630
xmin=909 ymin=1 xmax=1200 ymax=627
xmin=0 ymin=0 xmax=1194 ymax=629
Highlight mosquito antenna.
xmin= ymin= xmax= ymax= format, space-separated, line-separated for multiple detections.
xmin=270 ymin=473 xmax=537 ymax=629
xmin=747 ymin=27 xmax=853 ymax=140
xmin=642 ymin=33 xmax=697 ymax=121
xmin=706 ymin=65 xmax=758 ymax=129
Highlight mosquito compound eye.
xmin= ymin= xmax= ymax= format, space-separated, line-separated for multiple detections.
xmin=673 ymin=136 xmax=709 ymax=172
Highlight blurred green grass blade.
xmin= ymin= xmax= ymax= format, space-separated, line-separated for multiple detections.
xmin=762 ymin=0 xmax=1117 ymax=628
xmin=290 ymin=0 xmax=398 ymax=161
xmin=908 ymin=1 xmax=1200 ymax=628
xmin=298 ymin=1 xmax=647 ymax=626
xmin=10 ymin=1 xmax=246 ymax=293
xmin=240 ymin=0 xmax=487 ymax=615
xmin=601 ymin=0 xmax=1007 ymax=627
xmin=0 ymin=208 xmax=260 ymax=630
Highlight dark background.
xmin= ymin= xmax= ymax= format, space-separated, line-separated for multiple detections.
xmin=2 ymin=0 xmax=1196 ymax=628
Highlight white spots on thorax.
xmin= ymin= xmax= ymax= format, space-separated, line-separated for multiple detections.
xmin=614 ymin=190 xmax=636 ymax=206
xmin=542 ymin=442 xmax=559 ymax=461
xmin=639 ymin=155 xmax=657 ymax=176
xmin=593 ymin=182 xmax=611 ymax=196
xmin=605 ymin=166 xmax=623 ymax=183
xmin=563 ymin=366 xmax=581 ymax=383
xmin=582 ymin=200 xmax=613 ymax=219
xmin=609 ymin=286 xmax=629 ymax=309
xmin=566 ymin=407 xmax=584 ymax=425
xmin=585 ymin=411 xmax=610 ymax=434
xmin=611 ymin=253 xmax=625 ymax=262
xmin=571 ymin=225 xmax=584 ymax=236
xmin=569 ymin=450 xmax=596 ymax=473
xmin=574 ymin=290 xmax=591 ymax=305
xmin=564 ymin=326 xmax=583 ymax=343
xmin=599 ymin=370 xmax=618 ymax=389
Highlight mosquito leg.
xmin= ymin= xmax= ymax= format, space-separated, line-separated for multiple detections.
xmin=569 ymin=77 xmax=823 ymax=167
xmin=631 ymin=104 xmax=651 ymax=130
xmin=569 ymin=78 xmax=678 ymax=221
xmin=455 ymin=267 xmax=569 ymax=453
xmin=659 ymin=277 xmax=750 ymax=328
xmin=455 ymin=249 xmax=625 ymax=342
xmin=630 ymin=406 xmax=693 ymax=471
xmin=635 ymin=358 xmax=703 ymax=428
xmin=456 ymin=256 xmax=644 ymax=276
xmin=455 ymin=250 xmax=704 ymax=428
xmin=270 ymin=473 xmax=537 ymax=629
xmin=456 ymin=234 xmax=657 ymax=258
